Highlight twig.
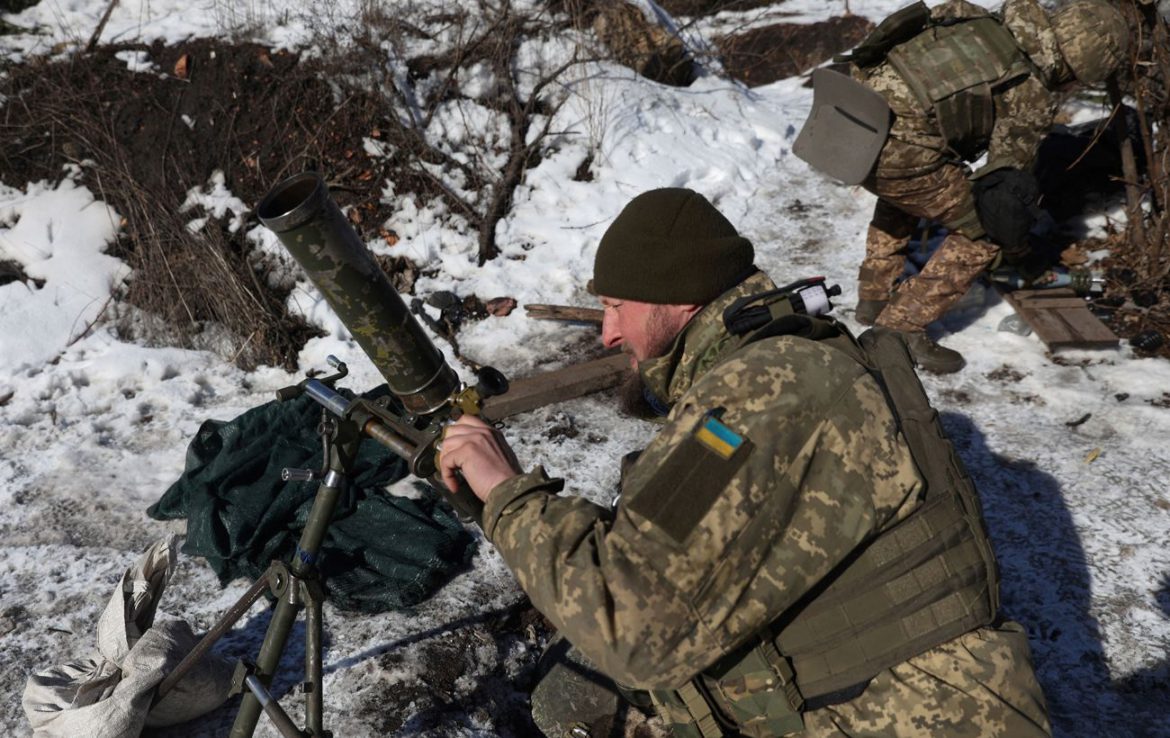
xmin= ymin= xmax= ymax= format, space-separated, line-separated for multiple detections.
xmin=1063 ymin=98 xmax=1121 ymax=174
xmin=230 ymin=330 xmax=259 ymax=365
xmin=524 ymin=304 xmax=603 ymax=324
xmin=66 ymin=290 xmax=118 ymax=347
xmin=84 ymin=0 xmax=120 ymax=54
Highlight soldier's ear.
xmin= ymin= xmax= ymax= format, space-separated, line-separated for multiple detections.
xmin=663 ymin=302 xmax=704 ymax=337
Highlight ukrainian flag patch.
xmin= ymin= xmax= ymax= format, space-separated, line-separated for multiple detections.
xmin=694 ymin=412 xmax=744 ymax=460
xmin=627 ymin=407 xmax=753 ymax=543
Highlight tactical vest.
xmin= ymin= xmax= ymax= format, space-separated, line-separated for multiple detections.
xmin=649 ymin=297 xmax=1001 ymax=738
xmin=863 ymin=9 xmax=1032 ymax=161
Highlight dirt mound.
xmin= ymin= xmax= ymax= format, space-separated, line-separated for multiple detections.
xmin=657 ymin=0 xmax=776 ymax=13
xmin=557 ymin=2 xmax=869 ymax=89
xmin=717 ymin=15 xmax=874 ymax=86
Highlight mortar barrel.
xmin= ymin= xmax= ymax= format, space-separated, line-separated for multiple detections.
xmin=257 ymin=173 xmax=459 ymax=415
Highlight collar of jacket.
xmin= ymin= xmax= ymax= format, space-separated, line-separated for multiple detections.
xmin=638 ymin=270 xmax=777 ymax=410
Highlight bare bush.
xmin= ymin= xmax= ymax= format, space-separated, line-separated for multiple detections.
xmin=1097 ymin=1 xmax=1170 ymax=356
xmin=0 ymin=2 xmax=595 ymax=365
xmin=0 ymin=42 xmax=381 ymax=369
xmin=308 ymin=0 xmax=584 ymax=266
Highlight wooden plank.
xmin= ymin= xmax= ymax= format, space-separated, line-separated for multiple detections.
xmin=1000 ymin=288 xmax=1118 ymax=350
xmin=1007 ymin=287 xmax=1077 ymax=302
xmin=524 ymin=304 xmax=604 ymax=324
xmin=482 ymin=352 xmax=629 ymax=420
xmin=1019 ymin=304 xmax=1076 ymax=347
xmin=1051 ymin=309 xmax=1120 ymax=349
xmin=1012 ymin=297 xmax=1091 ymax=310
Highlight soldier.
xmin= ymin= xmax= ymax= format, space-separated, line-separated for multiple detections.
xmin=794 ymin=0 xmax=1130 ymax=372
xmin=436 ymin=188 xmax=1052 ymax=737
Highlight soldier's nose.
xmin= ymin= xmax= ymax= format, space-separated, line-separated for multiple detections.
xmin=601 ymin=316 xmax=622 ymax=349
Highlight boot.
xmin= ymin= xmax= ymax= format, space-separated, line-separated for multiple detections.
xmin=855 ymin=299 xmax=888 ymax=326
xmin=901 ymin=332 xmax=966 ymax=374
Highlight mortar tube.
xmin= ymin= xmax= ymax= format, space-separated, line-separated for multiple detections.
xmin=257 ymin=173 xmax=459 ymax=415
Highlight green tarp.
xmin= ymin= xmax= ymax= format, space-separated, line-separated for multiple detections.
xmin=147 ymin=386 xmax=475 ymax=613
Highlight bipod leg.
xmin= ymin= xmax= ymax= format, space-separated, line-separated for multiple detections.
xmin=229 ymin=567 xmax=329 ymax=738
xmin=304 ymin=579 xmax=326 ymax=736
xmin=243 ymin=672 xmax=307 ymax=738
xmin=155 ymin=572 xmax=271 ymax=704
xmin=229 ymin=561 xmax=306 ymax=738
xmin=230 ymin=412 xmax=358 ymax=738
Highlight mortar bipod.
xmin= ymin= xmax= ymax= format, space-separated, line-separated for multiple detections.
xmin=156 ymin=358 xmax=359 ymax=738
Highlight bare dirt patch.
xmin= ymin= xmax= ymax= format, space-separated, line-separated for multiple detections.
xmin=716 ymin=15 xmax=873 ymax=86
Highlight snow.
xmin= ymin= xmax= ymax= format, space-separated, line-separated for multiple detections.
xmin=0 ymin=176 xmax=126 ymax=374
xmin=2 ymin=1 xmax=1170 ymax=737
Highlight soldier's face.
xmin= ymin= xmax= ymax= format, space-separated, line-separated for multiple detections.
xmin=599 ymin=297 xmax=684 ymax=368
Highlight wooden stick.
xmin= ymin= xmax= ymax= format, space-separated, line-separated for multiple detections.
xmin=524 ymin=304 xmax=603 ymax=324
xmin=482 ymin=352 xmax=628 ymax=420
xmin=1108 ymin=77 xmax=1148 ymax=251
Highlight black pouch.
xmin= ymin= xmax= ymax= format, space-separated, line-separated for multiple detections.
xmin=972 ymin=167 xmax=1041 ymax=259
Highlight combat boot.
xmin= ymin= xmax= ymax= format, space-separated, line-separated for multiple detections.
xmin=855 ymin=299 xmax=888 ymax=326
xmin=901 ymin=332 xmax=965 ymax=374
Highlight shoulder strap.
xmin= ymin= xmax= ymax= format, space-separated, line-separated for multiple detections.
xmin=836 ymin=0 xmax=931 ymax=67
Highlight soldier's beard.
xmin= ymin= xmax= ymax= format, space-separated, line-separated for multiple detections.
xmin=619 ymin=371 xmax=657 ymax=418
xmin=618 ymin=306 xmax=679 ymax=418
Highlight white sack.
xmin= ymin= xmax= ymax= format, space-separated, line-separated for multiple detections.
xmin=22 ymin=537 xmax=233 ymax=737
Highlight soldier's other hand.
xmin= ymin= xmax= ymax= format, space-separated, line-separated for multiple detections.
xmin=437 ymin=415 xmax=523 ymax=502
xmin=972 ymin=167 xmax=1041 ymax=259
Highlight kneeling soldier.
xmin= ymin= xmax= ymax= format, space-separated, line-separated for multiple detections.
xmin=438 ymin=188 xmax=1052 ymax=736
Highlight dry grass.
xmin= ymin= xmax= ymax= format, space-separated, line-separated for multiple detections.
xmin=0 ymin=41 xmax=399 ymax=369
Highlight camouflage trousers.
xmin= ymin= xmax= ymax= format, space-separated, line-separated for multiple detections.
xmin=859 ymin=144 xmax=999 ymax=332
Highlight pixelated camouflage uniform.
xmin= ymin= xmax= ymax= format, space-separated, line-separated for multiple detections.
xmin=483 ymin=271 xmax=1051 ymax=736
xmin=855 ymin=0 xmax=1068 ymax=332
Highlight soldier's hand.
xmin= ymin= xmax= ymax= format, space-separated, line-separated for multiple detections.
xmin=437 ymin=415 xmax=523 ymax=502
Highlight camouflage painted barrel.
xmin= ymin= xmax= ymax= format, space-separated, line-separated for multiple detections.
xmin=257 ymin=173 xmax=459 ymax=415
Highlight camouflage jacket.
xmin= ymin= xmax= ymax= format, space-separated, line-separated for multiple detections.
xmin=482 ymin=271 xmax=925 ymax=689
xmin=861 ymin=0 xmax=1064 ymax=179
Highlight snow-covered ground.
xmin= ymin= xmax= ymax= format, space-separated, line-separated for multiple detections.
xmin=2 ymin=1 xmax=1169 ymax=736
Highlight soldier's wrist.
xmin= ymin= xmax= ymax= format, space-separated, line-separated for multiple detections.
xmin=482 ymin=466 xmax=565 ymax=542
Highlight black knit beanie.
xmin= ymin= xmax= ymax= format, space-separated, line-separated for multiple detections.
xmin=592 ymin=188 xmax=755 ymax=304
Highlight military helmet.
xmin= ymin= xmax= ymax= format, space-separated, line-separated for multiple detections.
xmin=1051 ymin=0 xmax=1130 ymax=85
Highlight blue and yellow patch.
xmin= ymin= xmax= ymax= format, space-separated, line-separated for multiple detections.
xmin=694 ymin=412 xmax=744 ymax=460
xmin=626 ymin=407 xmax=753 ymax=543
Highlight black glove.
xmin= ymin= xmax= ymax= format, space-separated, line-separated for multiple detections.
xmin=971 ymin=168 xmax=1041 ymax=262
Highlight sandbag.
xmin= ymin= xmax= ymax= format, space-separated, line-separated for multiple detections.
xmin=22 ymin=538 xmax=233 ymax=737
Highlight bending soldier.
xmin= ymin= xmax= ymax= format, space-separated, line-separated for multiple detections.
xmin=436 ymin=188 xmax=1052 ymax=737
xmin=795 ymin=0 xmax=1130 ymax=372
